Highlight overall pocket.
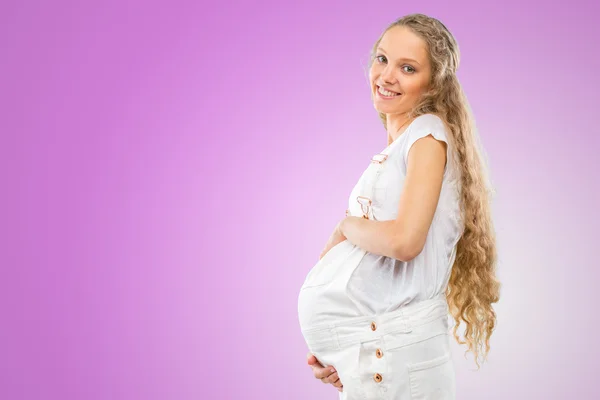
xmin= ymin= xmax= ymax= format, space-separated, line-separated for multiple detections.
xmin=407 ymin=346 xmax=455 ymax=400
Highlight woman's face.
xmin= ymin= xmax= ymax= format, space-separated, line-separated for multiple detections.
xmin=369 ymin=25 xmax=432 ymax=116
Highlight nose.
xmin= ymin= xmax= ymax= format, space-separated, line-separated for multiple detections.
xmin=379 ymin=64 xmax=397 ymax=85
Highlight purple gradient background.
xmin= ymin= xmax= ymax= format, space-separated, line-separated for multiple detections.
xmin=1 ymin=0 xmax=599 ymax=399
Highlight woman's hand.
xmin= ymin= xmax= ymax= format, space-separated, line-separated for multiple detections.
xmin=307 ymin=353 xmax=343 ymax=392
xmin=319 ymin=219 xmax=347 ymax=260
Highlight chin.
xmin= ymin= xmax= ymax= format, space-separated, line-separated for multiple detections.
xmin=373 ymin=103 xmax=397 ymax=114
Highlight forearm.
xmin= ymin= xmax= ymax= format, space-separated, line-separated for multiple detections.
xmin=339 ymin=216 xmax=407 ymax=260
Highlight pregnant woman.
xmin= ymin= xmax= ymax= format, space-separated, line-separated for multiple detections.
xmin=297 ymin=13 xmax=500 ymax=399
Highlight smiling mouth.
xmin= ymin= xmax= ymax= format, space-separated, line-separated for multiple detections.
xmin=376 ymin=85 xmax=402 ymax=98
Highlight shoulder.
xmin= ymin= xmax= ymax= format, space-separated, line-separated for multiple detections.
xmin=403 ymin=113 xmax=449 ymax=161
xmin=410 ymin=113 xmax=448 ymax=137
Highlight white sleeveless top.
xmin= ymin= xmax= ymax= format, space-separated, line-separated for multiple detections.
xmin=344 ymin=113 xmax=464 ymax=314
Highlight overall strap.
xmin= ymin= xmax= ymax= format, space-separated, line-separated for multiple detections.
xmin=346 ymin=153 xmax=389 ymax=220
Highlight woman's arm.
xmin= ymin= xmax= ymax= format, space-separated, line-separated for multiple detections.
xmin=339 ymin=217 xmax=404 ymax=259
xmin=340 ymin=134 xmax=447 ymax=261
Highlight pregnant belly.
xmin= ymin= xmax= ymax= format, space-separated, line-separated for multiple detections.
xmin=297 ymin=241 xmax=365 ymax=330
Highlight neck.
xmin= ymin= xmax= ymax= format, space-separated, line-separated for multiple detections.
xmin=386 ymin=113 xmax=413 ymax=143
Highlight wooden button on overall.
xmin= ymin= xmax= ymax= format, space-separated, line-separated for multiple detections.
xmin=376 ymin=348 xmax=383 ymax=358
xmin=370 ymin=321 xmax=377 ymax=331
xmin=373 ymin=373 xmax=383 ymax=383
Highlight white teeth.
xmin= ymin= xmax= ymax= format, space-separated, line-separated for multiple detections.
xmin=377 ymin=86 xmax=400 ymax=97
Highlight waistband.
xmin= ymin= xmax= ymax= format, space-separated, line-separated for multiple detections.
xmin=301 ymin=294 xmax=449 ymax=351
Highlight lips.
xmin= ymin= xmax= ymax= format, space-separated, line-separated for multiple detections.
xmin=377 ymin=85 xmax=400 ymax=94
xmin=376 ymin=85 xmax=401 ymax=99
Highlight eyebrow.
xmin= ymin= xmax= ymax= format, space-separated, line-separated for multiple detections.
xmin=376 ymin=47 xmax=421 ymax=65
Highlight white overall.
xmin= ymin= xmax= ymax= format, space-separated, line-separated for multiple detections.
xmin=298 ymin=114 xmax=460 ymax=399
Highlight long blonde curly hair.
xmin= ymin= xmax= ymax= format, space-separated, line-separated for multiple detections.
xmin=366 ymin=14 xmax=501 ymax=369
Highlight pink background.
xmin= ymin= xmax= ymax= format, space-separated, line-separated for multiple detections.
xmin=1 ymin=0 xmax=599 ymax=399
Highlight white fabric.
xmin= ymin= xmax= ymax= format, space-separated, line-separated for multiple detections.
xmin=297 ymin=113 xmax=463 ymax=399
xmin=345 ymin=113 xmax=464 ymax=315
xmin=301 ymin=292 xmax=456 ymax=399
